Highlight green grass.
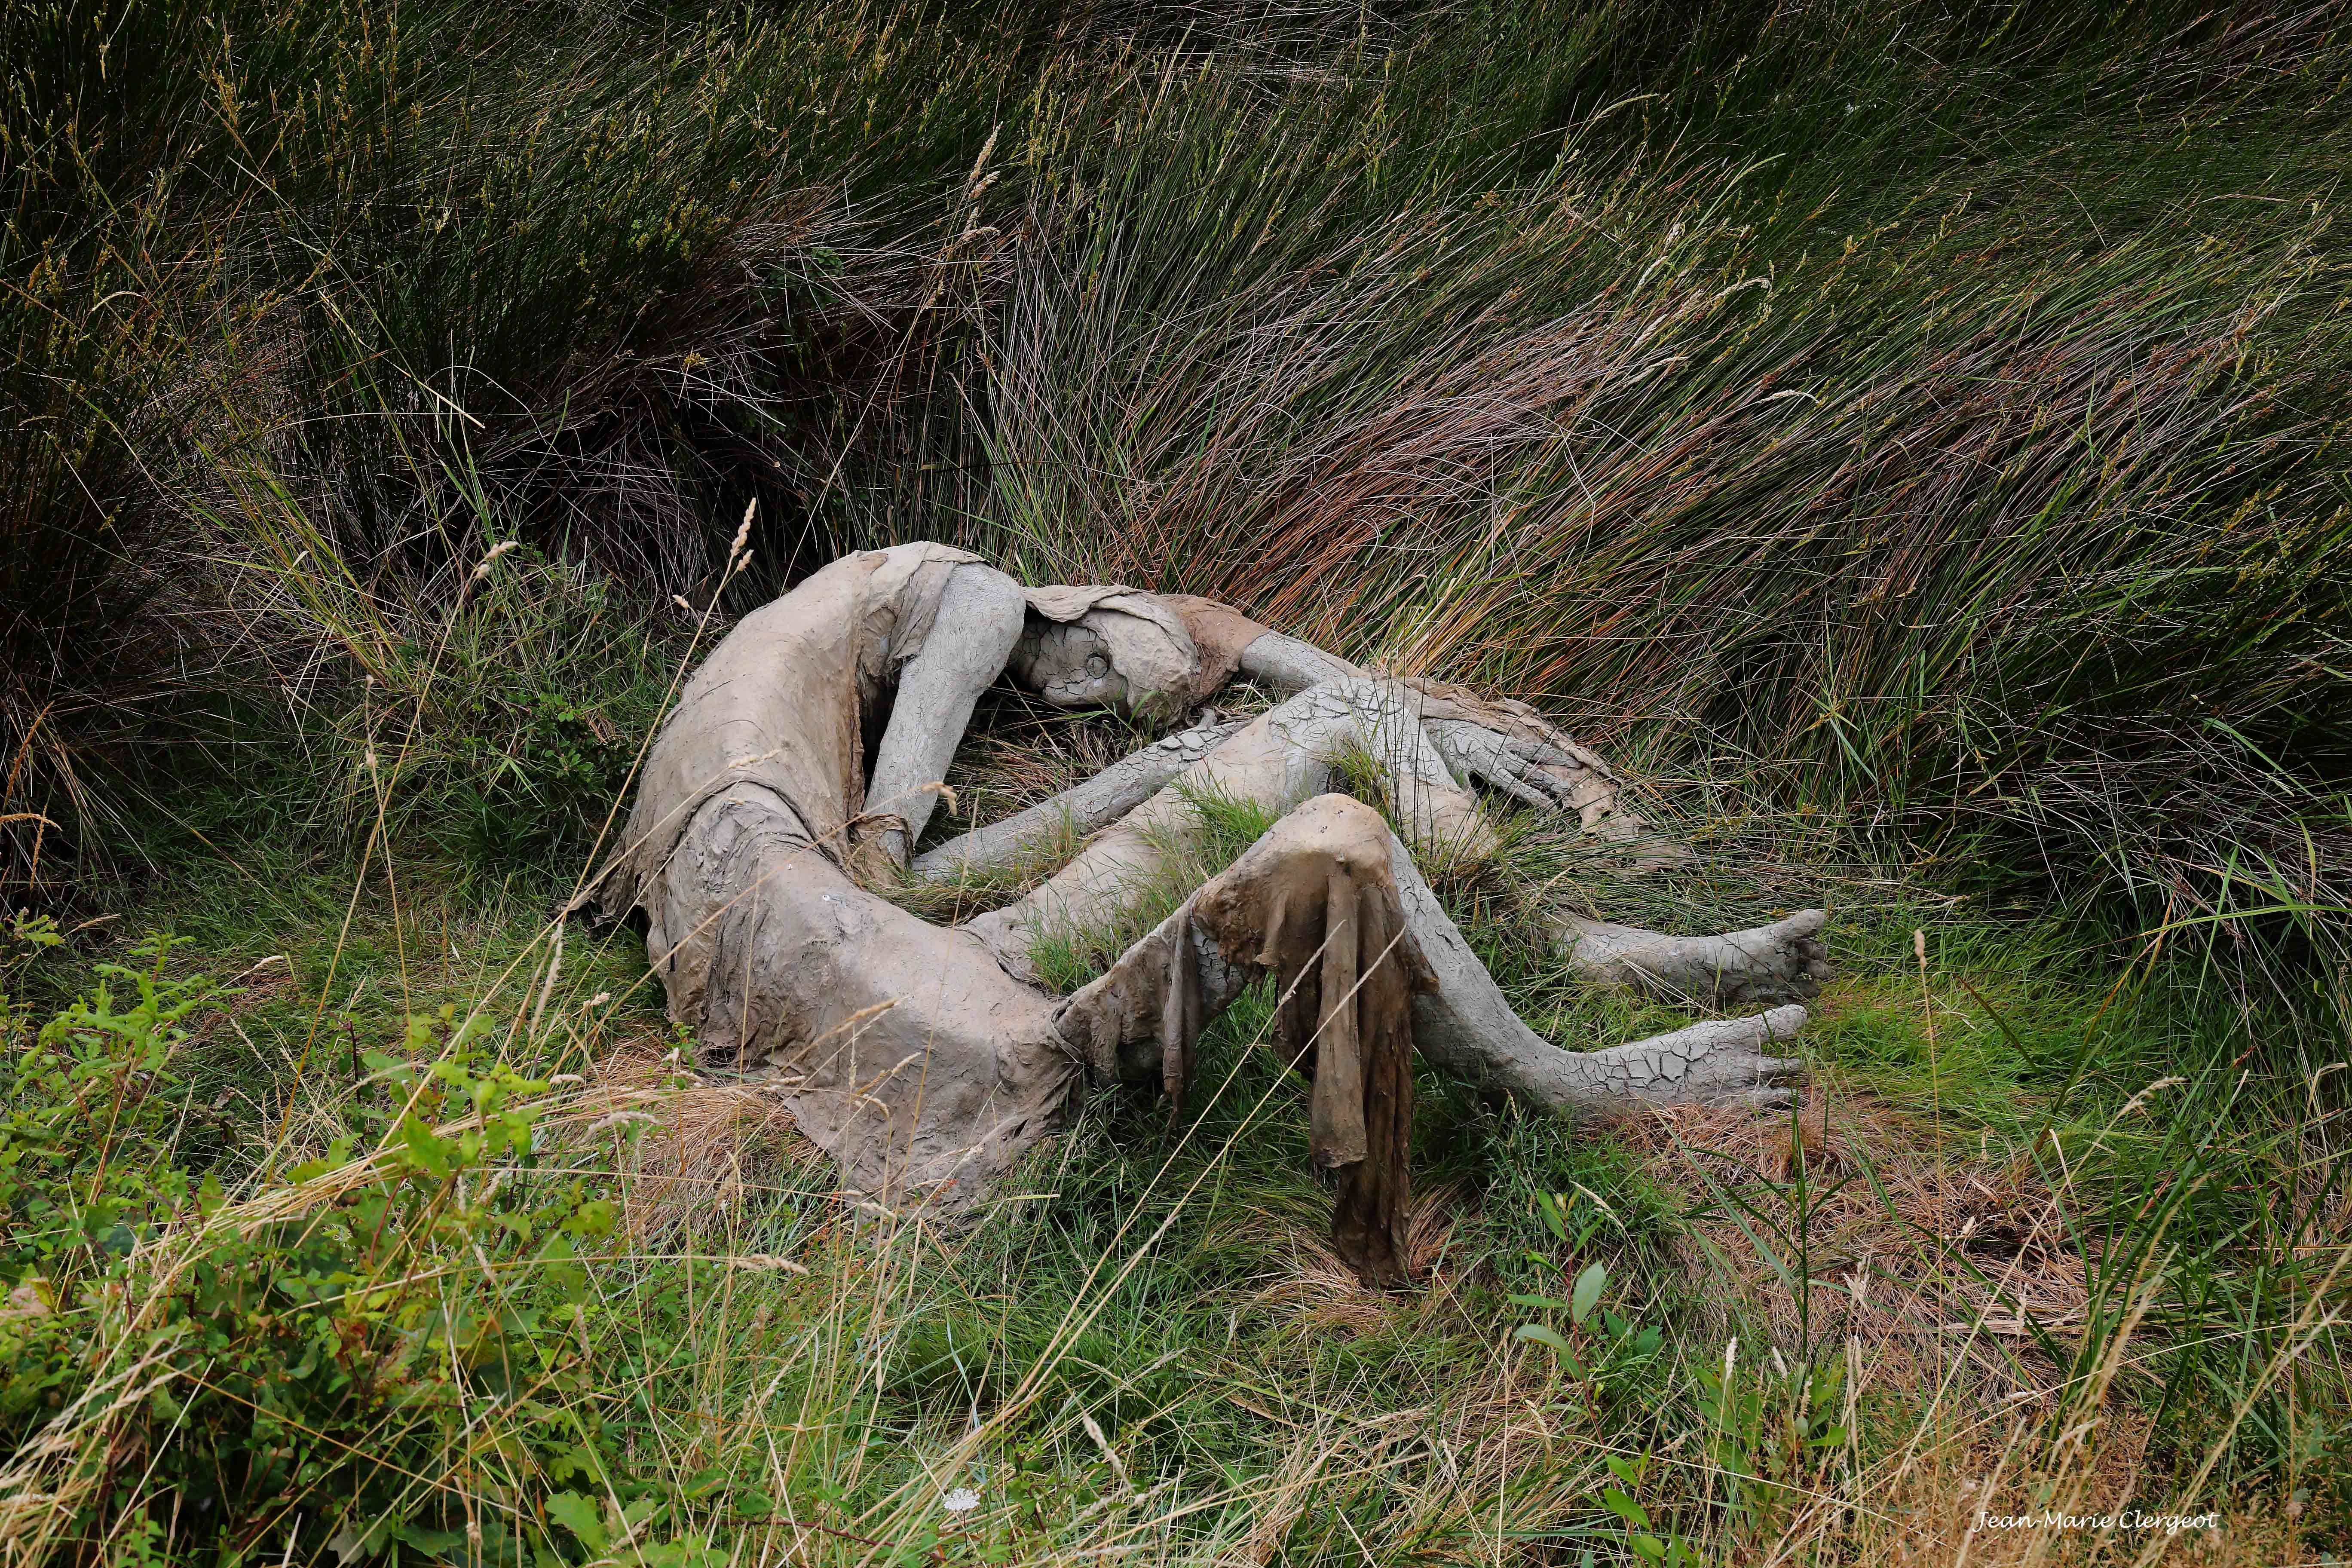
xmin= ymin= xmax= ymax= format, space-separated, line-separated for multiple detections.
xmin=9 ymin=818 xmax=2343 ymax=1562
xmin=7 ymin=0 xmax=2352 ymax=1562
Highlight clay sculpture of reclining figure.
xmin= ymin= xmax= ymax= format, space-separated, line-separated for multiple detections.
xmin=590 ymin=543 xmax=1829 ymax=1283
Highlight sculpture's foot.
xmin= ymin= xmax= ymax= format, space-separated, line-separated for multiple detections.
xmin=1555 ymin=908 xmax=1832 ymax=1009
xmin=1374 ymin=834 xmax=1809 ymax=1116
xmin=1579 ymin=1005 xmax=1809 ymax=1113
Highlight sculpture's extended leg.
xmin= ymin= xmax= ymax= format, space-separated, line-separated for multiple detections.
xmin=1385 ymin=837 xmax=1803 ymax=1111
xmin=1421 ymin=719 xmax=1834 ymax=1005
xmin=1060 ymin=794 xmax=1424 ymax=1282
xmin=1055 ymin=793 xmax=1802 ymax=1120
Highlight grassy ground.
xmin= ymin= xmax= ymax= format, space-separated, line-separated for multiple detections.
xmin=2 ymin=726 xmax=2341 ymax=1563
xmin=5 ymin=0 xmax=2352 ymax=1562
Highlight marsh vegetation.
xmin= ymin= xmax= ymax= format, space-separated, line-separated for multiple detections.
xmin=3 ymin=1 xmax=2349 ymax=1561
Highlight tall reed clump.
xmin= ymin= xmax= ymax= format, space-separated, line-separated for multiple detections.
xmin=963 ymin=1 xmax=2352 ymax=977
xmin=1 ymin=0 xmax=1036 ymax=895
xmin=12 ymin=0 xmax=2350 ymax=972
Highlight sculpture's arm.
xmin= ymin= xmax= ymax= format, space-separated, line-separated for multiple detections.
xmin=907 ymin=715 xmax=1246 ymax=883
xmin=864 ymin=565 xmax=1030 ymax=866
xmin=1234 ymin=630 xmax=1364 ymax=694
xmin=983 ymin=597 xmax=1660 ymax=878
xmin=931 ymin=619 xmax=1378 ymax=883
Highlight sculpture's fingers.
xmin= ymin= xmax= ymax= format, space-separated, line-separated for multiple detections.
xmin=1481 ymin=761 xmax=1555 ymax=810
xmin=1734 ymin=1085 xmax=1799 ymax=1112
xmin=1526 ymin=760 xmax=1592 ymax=813
xmin=1478 ymin=750 xmax=1573 ymax=810
xmin=1752 ymin=1054 xmax=1807 ymax=1086
xmin=1504 ymin=735 xmax=1578 ymax=769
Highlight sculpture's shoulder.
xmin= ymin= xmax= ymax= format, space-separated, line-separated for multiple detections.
xmin=867 ymin=539 xmax=986 ymax=567
xmin=859 ymin=542 xmax=986 ymax=618
xmin=715 ymin=542 xmax=988 ymax=653
xmin=748 ymin=542 xmax=987 ymax=624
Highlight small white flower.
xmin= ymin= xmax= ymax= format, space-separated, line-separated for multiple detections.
xmin=941 ymin=1488 xmax=980 ymax=1514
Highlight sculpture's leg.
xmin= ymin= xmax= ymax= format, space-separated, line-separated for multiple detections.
xmin=963 ymin=677 xmax=1490 ymax=980
xmin=909 ymin=714 xmax=1246 ymax=883
xmin=1555 ymin=909 xmax=1833 ymax=1008
xmin=1055 ymin=793 xmax=1427 ymax=1286
xmin=1382 ymin=836 xmax=1804 ymax=1111
xmin=1057 ymin=793 xmax=1804 ymax=1122
xmin=864 ymin=563 xmax=1030 ymax=865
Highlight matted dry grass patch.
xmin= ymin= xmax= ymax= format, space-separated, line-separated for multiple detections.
xmin=1621 ymin=1076 xmax=2092 ymax=1403
xmin=579 ymin=1043 xmax=832 ymax=1238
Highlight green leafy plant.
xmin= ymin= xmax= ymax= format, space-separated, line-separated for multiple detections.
xmin=0 ymin=934 xmax=217 ymax=1285
xmin=0 ymin=942 xmax=640 ymax=1562
xmin=1692 ymin=1341 xmax=1851 ymax=1544
xmin=1595 ymin=1452 xmax=1702 ymax=1568
xmin=1509 ymin=1190 xmax=1668 ymax=1412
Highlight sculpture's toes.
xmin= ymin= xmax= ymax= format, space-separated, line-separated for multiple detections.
xmin=1716 ymin=908 xmax=1831 ymax=1007
xmin=1685 ymin=1048 xmax=1807 ymax=1112
xmin=1781 ymin=907 xmax=1834 ymax=984
xmin=1609 ymin=1005 xmax=1809 ymax=1110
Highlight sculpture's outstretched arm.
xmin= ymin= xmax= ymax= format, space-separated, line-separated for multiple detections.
xmin=1235 ymin=630 xmax=1364 ymax=694
xmin=863 ymin=565 xmax=1029 ymax=866
xmin=909 ymin=715 xmax=1246 ymax=884
xmin=963 ymin=677 xmax=1492 ymax=980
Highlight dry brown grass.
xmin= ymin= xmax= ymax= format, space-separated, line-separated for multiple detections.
xmin=579 ymin=1044 xmax=832 ymax=1239
xmin=1620 ymin=1076 xmax=2092 ymax=1404
xmin=1804 ymin=1413 xmax=2312 ymax=1568
xmin=1232 ymin=1176 xmax=1477 ymax=1339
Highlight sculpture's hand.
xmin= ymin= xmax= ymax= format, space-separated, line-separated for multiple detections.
xmin=1422 ymin=719 xmax=1584 ymax=811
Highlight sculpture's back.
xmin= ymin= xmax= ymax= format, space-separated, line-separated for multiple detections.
xmin=593 ymin=543 xmax=1077 ymax=1215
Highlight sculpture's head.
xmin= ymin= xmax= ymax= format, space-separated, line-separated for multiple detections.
xmin=1010 ymin=588 xmax=1200 ymax=725
xmin=1011 ymin=619 xmax=1129 ymax=709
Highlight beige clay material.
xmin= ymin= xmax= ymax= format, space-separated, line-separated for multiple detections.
xmin=594 ymin=543 xmax=1828 ymax=1280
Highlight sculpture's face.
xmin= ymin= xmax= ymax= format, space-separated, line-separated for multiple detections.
xmin=1011 ymin=620 xmax=1130 ymax=710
